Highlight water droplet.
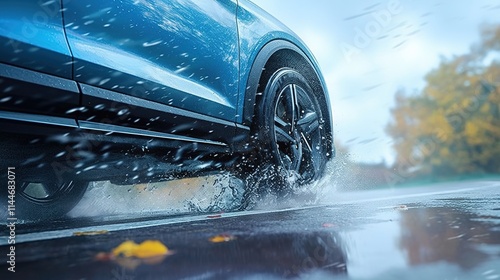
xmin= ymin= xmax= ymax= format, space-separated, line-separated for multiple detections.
xmin=99 ymin=78 xmax=110 ymax=86
xmin=66 ymin=107 xmax=87 ymax=114
xmin=55 ymin=151 xmax=66 ymax=158
xmin=83 ymin=165 xmax=96 ymax=172
xmin=94 ymin=104 xmax=105 ymax=110
xmin=0 ymin=96 xmax=12 ymax=102
xmin=117 ymin=108 xmax=129 ymax=116
xmin=143 ymin=40 xmax=163 ymax=47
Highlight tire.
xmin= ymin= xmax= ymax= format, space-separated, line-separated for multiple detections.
xmin=15 ymin=180 xmax=88 ymax=221
xmin=248 ymin=67 xmax=328 ymax=193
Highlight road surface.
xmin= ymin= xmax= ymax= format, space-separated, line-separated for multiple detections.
xmin=1 ymin=179 xmax=499 ymax=279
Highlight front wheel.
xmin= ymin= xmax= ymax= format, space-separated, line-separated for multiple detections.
xmin=249 ymin=68 xmax=329 ymax=192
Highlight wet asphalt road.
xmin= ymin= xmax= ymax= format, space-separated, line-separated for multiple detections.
xmin=1 ymin=180 xmax=499 ymax=279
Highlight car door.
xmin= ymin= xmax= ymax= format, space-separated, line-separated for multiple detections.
xmin=0 ymin=0 xmax=78 ymax=117
xmin=63 ymin=0 xmax=240 ymax=140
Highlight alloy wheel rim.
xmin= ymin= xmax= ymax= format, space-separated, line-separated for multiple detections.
xmin=273 ymin=83 xmax=323 ymax=182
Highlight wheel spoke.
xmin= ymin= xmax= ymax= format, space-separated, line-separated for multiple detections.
xmin=289 ymin=84 xmax=299 ymax=131
xmin=275 ymin=125 xmax=296 ymax=144
xmin=301 ymin=131 xmax=320 ymax=178
xmin=280 ymin=84 xmax=299 ymax=132
xmin=275 ymin=115 xmax=289 ymax=129
xmin=274 ymin=115 xmax=293 ymax=137
xmin=297 ymin=111 xmax=320 ymax=135
xmin=291 ymin=140 xmax=303 ymax=172
xmin=301 ymin=132 xmax=313 ymax=153
xmin=279 ymin=150 xmax=293 ymax=170
xmin=20 ymin=182 xmax=30 ymax=192
xmin=41 ymin=182 xmax=61 ymax=197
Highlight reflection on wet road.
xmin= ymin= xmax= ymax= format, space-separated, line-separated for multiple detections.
xmin=1 ymin=180 xmax=499 ymax=279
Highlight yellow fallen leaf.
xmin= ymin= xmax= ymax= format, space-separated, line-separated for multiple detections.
xmin=209 ymin=234 xmax=236 ymax=243
xmin=133 ymin=240 xmax=169 ymax=258
xmin=73 ymin=230 xmax=109 ymax=236
xmin=98 ymin=240 xmax=172 ymax=271
xmin=112 ymin=240 xmax=169 ymax=258
xmin=112 ymin=240 xmax=138 ymax=258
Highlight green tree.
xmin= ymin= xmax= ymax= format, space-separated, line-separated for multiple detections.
xmin=386 ymin=25 xmax=500 ymax=178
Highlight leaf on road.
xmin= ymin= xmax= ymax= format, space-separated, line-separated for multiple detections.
xmin=112 ymin=241 xmax=138 ymax=258
xmin=96 ymin=240 xmax=172 ymax=270
xmin=322 ymin=223 xmax=336 ymax=228
xmin=132 ymin=240 xmax=169 ymax=258
xmin=207 ymin=214 xmax=222 ymax=219
xmin=394 ymin=205 xmax=409 ymax=211
xmin=209 ymin=234 xmax=236 ymax=243
xmin=112 ymin=240 xmax=169 ymax=258
xmin=73 ymin=230 xmax=109 ymax=236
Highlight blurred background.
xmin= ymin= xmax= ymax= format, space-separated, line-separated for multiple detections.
xmin=252 ymin=0 xmax=500 ymax=189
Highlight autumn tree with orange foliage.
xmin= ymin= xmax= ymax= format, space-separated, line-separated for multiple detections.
xmin=386 ymin=25 xmax=500 ymax=179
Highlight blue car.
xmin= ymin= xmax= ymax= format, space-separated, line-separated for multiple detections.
xmin=0 ymin=0 xmax=334 ymax=219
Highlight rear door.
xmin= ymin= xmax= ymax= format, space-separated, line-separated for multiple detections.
xmin=63 ymin=0 xmax=240 ymax=138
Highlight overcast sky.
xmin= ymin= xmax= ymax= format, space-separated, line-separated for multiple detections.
xmin=250 ymin=0 xmax=500 ymax=164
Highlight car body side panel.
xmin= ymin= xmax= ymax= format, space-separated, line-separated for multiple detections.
xmin=79 ymin=83 xmax=237 ymax=145
xmin=62 ymin=0 xmax=240 ymax=126
xmin=0 ymin=1 xmax=79 ymax=118
xmin=0 ymin=63 xmax=80 ymax=118
xmin=0 ymin=0 xmax=72 ymax=78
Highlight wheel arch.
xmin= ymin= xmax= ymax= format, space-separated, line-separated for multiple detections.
xmin=242 ymin=39 xmax=335 ymax=158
